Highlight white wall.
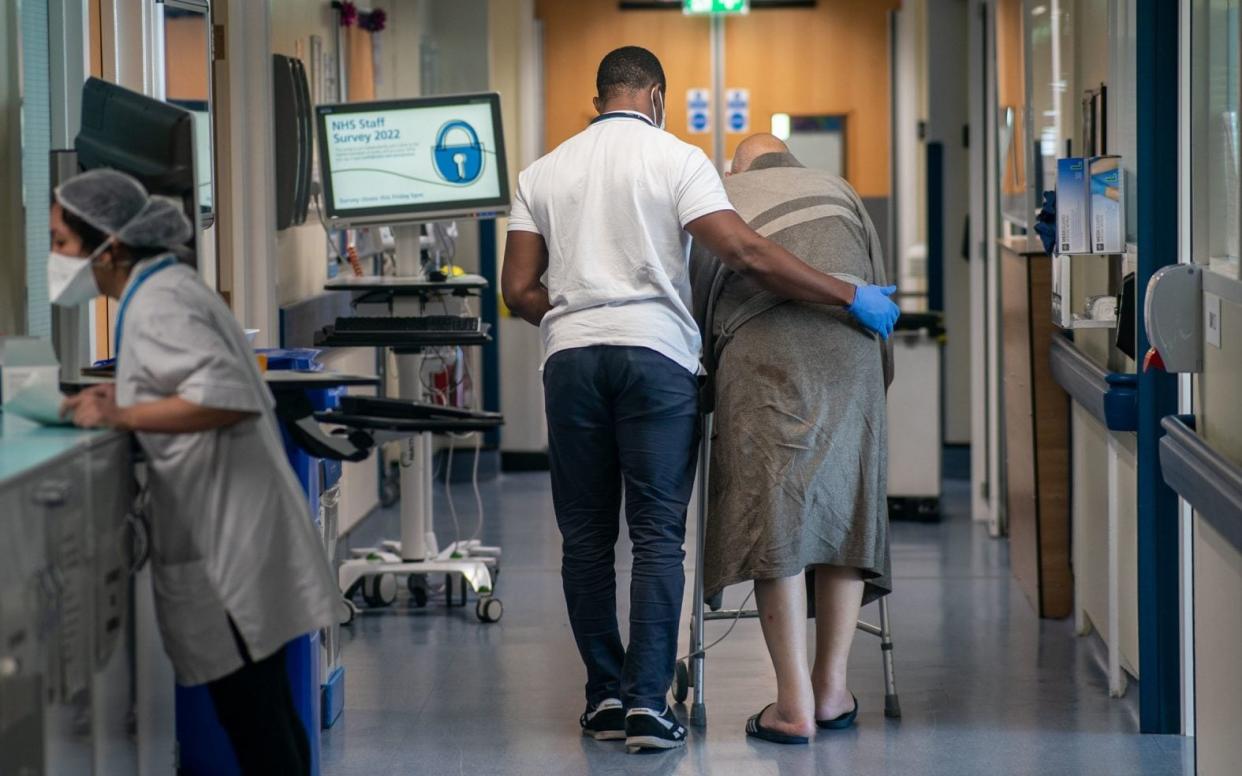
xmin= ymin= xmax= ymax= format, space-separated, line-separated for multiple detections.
xmin=1065 ymin=0 xmax=1142 ymax=693
xmin=893 ymin=0 xmax=926 ymax=300
xmin=1195 ymin=518 xmax=1242 ymax=773
xmin=491 ymin=0 xmax=548 ymax=455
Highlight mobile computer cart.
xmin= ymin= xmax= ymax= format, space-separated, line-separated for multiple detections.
xmin=317 ymin=275 xmax=505 ymax=624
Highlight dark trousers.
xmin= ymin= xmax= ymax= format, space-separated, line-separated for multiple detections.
xmin=206 ymin=621 xmax=310 ymax=776
xmin=543 ymin=346 xmax=700 ymax=710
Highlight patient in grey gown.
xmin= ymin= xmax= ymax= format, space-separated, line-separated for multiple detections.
xmin=689 ymin=134 xmax=893 ymax=742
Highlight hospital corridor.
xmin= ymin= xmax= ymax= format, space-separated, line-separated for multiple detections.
xmin=1 ymin=1 xmax=1239 ymax=775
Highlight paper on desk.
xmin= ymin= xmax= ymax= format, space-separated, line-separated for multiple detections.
xmin=1 ymin=372 xmax=72 ymax=426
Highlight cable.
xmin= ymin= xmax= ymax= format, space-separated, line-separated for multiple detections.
xmin=457 ymin=339 xmax=486 ymax=543
xmin=444 ymin=426 xmax=462 ymax=549
xmin=467 ymin=431 xmax=484 ymax=542
xmin=676 ymin=587 xmax=756 ymax=663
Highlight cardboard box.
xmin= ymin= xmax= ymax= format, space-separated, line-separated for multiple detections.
xmin=1090 ymin=155 xmax=1125 ymax=253
xmin=1056 ymin=157 xmax=1090 ymax=254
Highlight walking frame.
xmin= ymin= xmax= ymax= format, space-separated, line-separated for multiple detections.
xmin=672 ymin=411 xmax=902 ymax=728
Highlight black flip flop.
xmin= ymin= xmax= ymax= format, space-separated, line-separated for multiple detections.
xmin=816 ymin=695 xmax=858 ymax=730
xmin=745 ymin=704 xmax=810 ymax=745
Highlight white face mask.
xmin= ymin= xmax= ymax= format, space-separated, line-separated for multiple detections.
xmin=650 ymin=86 xmax=666 ymax=130
xmin=47 ymin=242 xmax=106 ymax=307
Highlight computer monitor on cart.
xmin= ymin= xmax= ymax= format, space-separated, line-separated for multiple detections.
xmin=316 ymin=92 xmax=510 ymax=229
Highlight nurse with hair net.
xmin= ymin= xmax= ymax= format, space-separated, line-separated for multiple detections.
xmin=53 ymin=168 xmax=337 ymax=776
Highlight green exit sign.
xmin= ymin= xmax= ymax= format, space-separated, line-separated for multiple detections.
xmin=683 ymin=0 xmax=749 ymax=15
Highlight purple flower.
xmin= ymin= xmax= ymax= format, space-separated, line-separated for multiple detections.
xmin=361 ymin=8 xmax=387 ymax=32
xmin=335 ymin=1 xmax=358 ymax=27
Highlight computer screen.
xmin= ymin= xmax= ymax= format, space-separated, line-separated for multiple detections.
xmin=75 ymin=77 xmax=199 ymax=260
xmin=316 ymin=93 xmax=510 ymax=228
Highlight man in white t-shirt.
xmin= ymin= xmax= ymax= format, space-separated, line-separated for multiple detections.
xmin=501 ymin=46 xmax=899 ymax=752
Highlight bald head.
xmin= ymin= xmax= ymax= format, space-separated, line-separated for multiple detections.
xmin=730 ymin=133 xmax=790 ymax=175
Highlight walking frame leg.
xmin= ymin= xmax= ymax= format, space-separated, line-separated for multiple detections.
xmin=879 ymin=596 xmax=901 ymax=718
xmin=689 ymin=413 xmax=712 ymax=728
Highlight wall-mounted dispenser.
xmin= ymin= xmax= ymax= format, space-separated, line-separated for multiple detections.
xmin=1143 ymin=264 xmax=1203 ymax=373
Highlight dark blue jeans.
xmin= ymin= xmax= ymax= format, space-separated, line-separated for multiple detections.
xmin=543 ymin=346 xmax=700 ymax=710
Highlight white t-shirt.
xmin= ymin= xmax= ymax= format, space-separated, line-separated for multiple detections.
xmin=507 ymin=111 xmax=735 ymax=373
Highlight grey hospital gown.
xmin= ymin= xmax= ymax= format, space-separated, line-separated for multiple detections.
xmin=690 ymin=152 xmax=893 ymax=604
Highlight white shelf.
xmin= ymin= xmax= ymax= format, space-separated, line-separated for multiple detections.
xmin=1057 ymin=316 xmax=1118 ymax=331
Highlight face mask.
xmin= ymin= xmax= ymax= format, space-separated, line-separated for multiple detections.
xmin=47 ymin=242 xmax=106 ymax=307
xmin=650 ymin=86 xmax=666 ymax=130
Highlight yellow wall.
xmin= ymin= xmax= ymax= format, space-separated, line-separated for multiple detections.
xmin=535 ymin=0 xmax=898 ymax=197
xmin=165 ymin=15 xmax=209 ymax=102
xmin=995 ymin=0 xmax=1026 ymax=199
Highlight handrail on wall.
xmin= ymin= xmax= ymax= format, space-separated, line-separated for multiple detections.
xmin=1049 ymin=336 xmax=1138 ymax=432
xmin=1160 ymin=414 xmax=1242 ymax=554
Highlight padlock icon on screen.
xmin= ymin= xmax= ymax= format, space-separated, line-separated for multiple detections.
xmin=433 ymin=120 xmax=484 ymax=184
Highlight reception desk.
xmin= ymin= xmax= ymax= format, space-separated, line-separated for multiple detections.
xmin=0 ymin=413 xmax=175 ymax=775
xmin=1000 ymin=238 xmax=1073 ymax=618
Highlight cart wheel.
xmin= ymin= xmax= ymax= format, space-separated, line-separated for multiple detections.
xmin=363 ymin=574 xmax=397 ymax=608
xmin=476 ymin=597 xmax=503 ymax=623
xmin=338 ymin=597 xmax=358 ymax=626
xmin=406 ymin=574 xmax=429 ymax=607
xmin=673 ymin=660 xmax=690 ymax=704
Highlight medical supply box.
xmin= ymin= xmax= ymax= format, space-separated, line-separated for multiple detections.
xmin=1090 ymin=155 xmax=1125 ymax=254
xmin=1056 ymin=157 xmax=1091 ymax=254
xmin=1 ymin=337 xmax=59 ymax=406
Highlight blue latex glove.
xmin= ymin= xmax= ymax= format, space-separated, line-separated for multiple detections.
xmin=1034 ymin=190 xmax=1057 ymax=255
xmin=848 ymin=284 xmax=900 ymax=339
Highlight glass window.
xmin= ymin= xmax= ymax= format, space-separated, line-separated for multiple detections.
xmin=1192 ymin=0 xmax=1240 ymax=278
xmin=996 ymin=0 xmax=1031 ymax=228
xmin=1027 ymin=1 xmax=1076 ymax=199
xmin=161 ymin=1 xmax=215 ymax=225
xmin=20 ymin=0 xmax=52 ymax=336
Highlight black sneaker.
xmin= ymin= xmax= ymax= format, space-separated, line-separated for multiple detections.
xmin=625 ymin=706 xmax=687 ymax=752
xmin=580 ymin=698 xmax=626 ymax=741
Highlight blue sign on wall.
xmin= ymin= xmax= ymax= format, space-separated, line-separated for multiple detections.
xmin=725 ymin=88 xmax=750 ymax=134
xmin=687 ymin=88 xmax=711 ymax=134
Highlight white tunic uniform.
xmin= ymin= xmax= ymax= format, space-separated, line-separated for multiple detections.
xmin=115 ymin=256 xmax=339 ymax=686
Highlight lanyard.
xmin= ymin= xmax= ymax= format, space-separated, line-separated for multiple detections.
xmin=115 ymin=255 xmax=177 ymax=358
xmin=590 ymin=110 xmax=656 ymax=128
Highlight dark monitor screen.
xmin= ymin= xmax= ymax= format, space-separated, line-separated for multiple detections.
xmin=75 ymin=77 xmax=197 ymax=223
xmin=316 ymin=92 xmax=510 ymax=228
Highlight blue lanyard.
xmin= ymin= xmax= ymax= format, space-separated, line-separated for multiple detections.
xmin=590 ymin=111 xmax=656 ymax=128
xmin=115 ymin=255 xmax=177 ymax=358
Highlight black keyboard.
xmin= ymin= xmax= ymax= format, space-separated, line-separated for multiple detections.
xmin=334 ymin=316 xmax=481 ymax=333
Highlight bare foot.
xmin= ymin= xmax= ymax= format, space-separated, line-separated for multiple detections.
xmin=813 ymin=687 xmax=855 ymax=721
xmin=759 ymin=703 xmax=816 ymax=738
